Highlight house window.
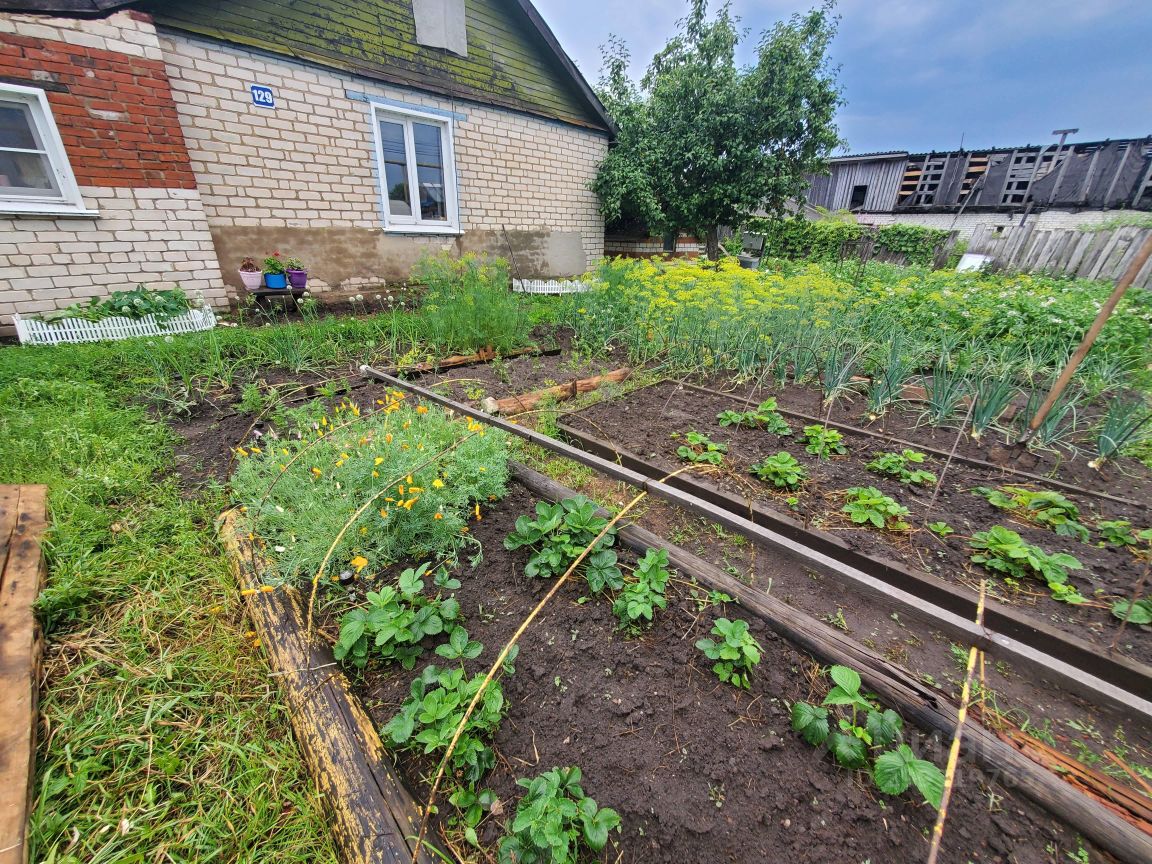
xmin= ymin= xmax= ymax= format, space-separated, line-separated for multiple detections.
xmin=0 ymin=83 xmax=89 ymax=215
xmin=849 ymin=184 xmax=868 ymax=209
xmin=371 ymin=103 xmax=459 ymax=233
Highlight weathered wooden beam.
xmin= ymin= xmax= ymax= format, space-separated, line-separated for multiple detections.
xmin=217 ymin=511 xmax=433 ymax=864
xmin=481 ymin=368 xmax=632 ymax=415
xmin=510 ymin=463 xmax=1152 ymax=864
xmin=0 ymin=485 xmax=48 ymax=864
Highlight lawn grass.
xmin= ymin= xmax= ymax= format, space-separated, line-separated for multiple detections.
xmin=0 ymin=370 xmax=337 ymax=863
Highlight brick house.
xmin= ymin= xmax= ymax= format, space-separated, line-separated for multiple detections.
xmin=0 ymin=0 xmax=614 ymax=328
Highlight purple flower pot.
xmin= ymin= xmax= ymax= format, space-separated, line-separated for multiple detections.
xmin=287 ymin=269 xmax=308 ymax=290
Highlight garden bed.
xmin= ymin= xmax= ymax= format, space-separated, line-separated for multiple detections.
xmin=563 ymin=380 xmax=1152 ymax=667
xmin=333 ymin=479 xmax=1101 ymax=863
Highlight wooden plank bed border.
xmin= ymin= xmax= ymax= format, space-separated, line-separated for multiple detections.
xmin=216 ymin=511 xmax=434 ymax=864
xmin=0 ymin=485 xmax=48 ymax=864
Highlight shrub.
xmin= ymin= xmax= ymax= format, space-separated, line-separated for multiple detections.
xmin=231 ymin=395 xmax=509 ymax=583
xmin=413 ymin=252 xmax=531 ymax=354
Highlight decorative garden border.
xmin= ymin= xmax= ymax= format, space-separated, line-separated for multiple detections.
xmin=511 ymin=278 xmax=589 ymax=295
xmin=13 ymin=305 xmax=217 ymax=346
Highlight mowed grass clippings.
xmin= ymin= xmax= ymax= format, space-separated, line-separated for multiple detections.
xmin=0 ymin=374 xmax=337 ymax=864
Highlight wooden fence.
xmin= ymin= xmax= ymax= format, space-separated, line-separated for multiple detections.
xmin=968 ymin=223 xmax=1152 ymax=288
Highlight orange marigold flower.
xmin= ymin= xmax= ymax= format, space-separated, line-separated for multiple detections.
xmin=433 ymin=513 xmax=443 ymax=520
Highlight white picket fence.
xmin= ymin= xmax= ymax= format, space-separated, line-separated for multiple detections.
xmin=512 ymin=278 xmax=591 ymax=295
xmin=13 ymin=305 xmax=217 ymax=346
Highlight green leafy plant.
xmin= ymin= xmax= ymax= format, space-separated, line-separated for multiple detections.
xmin=38 ymin=284 xmax=195 ymax=325
xmin=1098 ymin=520 xmax=1138 ymax=548
xmin=866 ymin=450 xmax=936 ymax=486
xmin=841 ymin=487 xmax=910 ymax=531
xmin=676 ymin=431 xmax=728 ymax=465
xmin=970 ymin=377 xmax=1017 ymax=440
xmin=382 ymin=657 xmax=515 ymax=786
xmin=612 ymin=548 xmax=671 ymax=630
xmin=1090 ymin=397 xmax=1152 ymax=469
xmin=504 ymin=497 xmax=623 ymax=592
xmin=1111 ymin=598 xmax=1152 ymax=625
xmin=750 ymin=451 xmax=808 ymax=489
xmin=791 ymin=665 xmax=944 ymax=807
xmin=333 ymin=562 xmax=466 ymax=669
xmin=974 ymin=486 xmax=1089 ymax=542
xmin=928 ymin=521 xmax=954 ymax=537
xmin=413 ymin=251 xmax=531 ymax=354
xmin=497 ymin=766 xmax=620 ymax=864
xmin=716 ymin=398 xmax=791 ymax=435
xmin=695 ymin=617 xmax=762 ymax=689
xmin=969 ymin=526 xmax=1086 ymax=604
xmin=447 ymin=786 xmax=499 ymax=848
xmin=802 ymin=424 xmax=847 ymax=459
xmin=262 ymin=252 xmax=287 ymax=274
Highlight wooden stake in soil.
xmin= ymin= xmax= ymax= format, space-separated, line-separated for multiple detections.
xmin=0 ymin=485 xmax=47 ymax=864
xmin=926 ymin=580 xmax=986 ymax=864
xmin=1019 ymin=232 xmax=1152 ymax=444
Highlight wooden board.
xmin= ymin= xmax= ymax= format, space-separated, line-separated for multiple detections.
xmin=484 ymin=367 xmax=633 ymax=415
xmin=0 ymin=485 xmax=48 ymax=864
xmin=217 ymin=512 xmax=434 ymax=864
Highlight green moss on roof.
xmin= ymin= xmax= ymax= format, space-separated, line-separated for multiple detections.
xmin=142 ymin=0 xmax=605 ymax=130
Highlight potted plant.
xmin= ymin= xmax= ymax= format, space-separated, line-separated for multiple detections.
xmin=284 ymin=256 xmax=308 ymax=290
xmin=263 ymin=252 xmax=287 ymax=289
xmin=238 ymin=257 xmax=263 ymax=290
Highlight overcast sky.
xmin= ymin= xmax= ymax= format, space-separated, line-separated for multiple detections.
xmin=533 ymin=0 xmax=1152 ymax=154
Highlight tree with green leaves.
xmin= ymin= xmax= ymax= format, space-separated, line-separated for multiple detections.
xmin=592 ymin=0 xmax=843 ymax=259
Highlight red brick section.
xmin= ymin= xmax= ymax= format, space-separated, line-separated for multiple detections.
xmin=0 ymin=25 xmax=196 ymax=189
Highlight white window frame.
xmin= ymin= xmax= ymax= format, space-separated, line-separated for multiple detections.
xmin=0 ymin=82 xmax=95 ymax=216
xmin=370 ymin=102 xmax=459 ymax=235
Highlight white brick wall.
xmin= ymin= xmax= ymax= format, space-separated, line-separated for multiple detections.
xmin=0 ymin=187 xmax=227 ymax=323
xmin=858 ymin=209 xmax=1121 ymax=242
xmin=158 ymin=31 xmax=608 ymax=279
xmin=0 ymin=10 xmax=163 ymax=60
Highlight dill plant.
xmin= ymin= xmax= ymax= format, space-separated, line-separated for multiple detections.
xmin=231 ymin=395 xmax=509 ymax=583
xmin=412 ymin=252 xmax=531 ymax=354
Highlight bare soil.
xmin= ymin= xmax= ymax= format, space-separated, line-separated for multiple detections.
xmin=567 ymin=380 xmax=1152 ymax=666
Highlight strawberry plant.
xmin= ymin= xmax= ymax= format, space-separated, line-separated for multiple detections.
xmin=928 ymin=521 xmax=954 ymax=537
xmin=333 ymin=562 xmax=465 ymax=669
xmin=504 ymin=497 xmax=623 ymax=593
xmin=1098 ymin=520 xmax=1137 ymax=547
xmin=612 ymin=548 xmax=672 ymax=630
xmin=802 ymin=424 xmax=847 ymax=459
xmin=841 ymin=487 xmax=910 ymax=531
xmin=382 ymin=653 xmax=517 ymax=786
xmin=866 ymin=450 xmax=936 ymax=486
xmin=969 ymin=526 xmax=1086 ymax=604
xmin=695 ymin=617 xmax=762 ymax=689
xmin=716 ymin=398 xmax=792 ymax=435
xmin=1112 ymin=598 xmax=1152 ymax=625
xmin=750 ymin=452 xmax=807 ymax=489
xmin=791 ymin=664 xmax=944 ymax=808
xmin=676 ymin=431 xmax=728 ymax=465
xmin=497 ymin=766 xmax=620 ymax=864
xmin=973 ymin=485 xmax=1089 ymax=542
xmin=447 ymin=786 xmax=499 ymax=848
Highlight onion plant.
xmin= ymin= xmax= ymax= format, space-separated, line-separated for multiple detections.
xmin=969 ymin=377 xmax=1017 ymax=441
xmin=1017 ymin=385 xmax=1083 ymax=452
xmin=921 ymin=353 xmax=970 ymax=426
xmin=1090 ymin=397 xmax=1152 ymax=469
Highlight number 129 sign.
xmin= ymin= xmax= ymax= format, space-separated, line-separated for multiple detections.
xmin=250 ymin=85 xmax=275 ymax=108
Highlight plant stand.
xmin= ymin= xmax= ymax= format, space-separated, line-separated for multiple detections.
xmin=246 ymin=286 xmax=306 ymax=316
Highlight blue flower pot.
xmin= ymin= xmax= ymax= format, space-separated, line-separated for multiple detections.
xmin=264 ymin=273 xmax=288 ymax=289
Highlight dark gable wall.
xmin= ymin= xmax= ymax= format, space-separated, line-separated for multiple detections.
xmin=139 ymin=0 xmax=605 ymax=131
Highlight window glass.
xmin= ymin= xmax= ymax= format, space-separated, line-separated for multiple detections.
xmin=379 ymin=120 xmax=411 ymax=216
xmin=0 ymin=101 xmax=58 ymax=195
xmin=412 ymin=121 xmax=446 ymax=221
